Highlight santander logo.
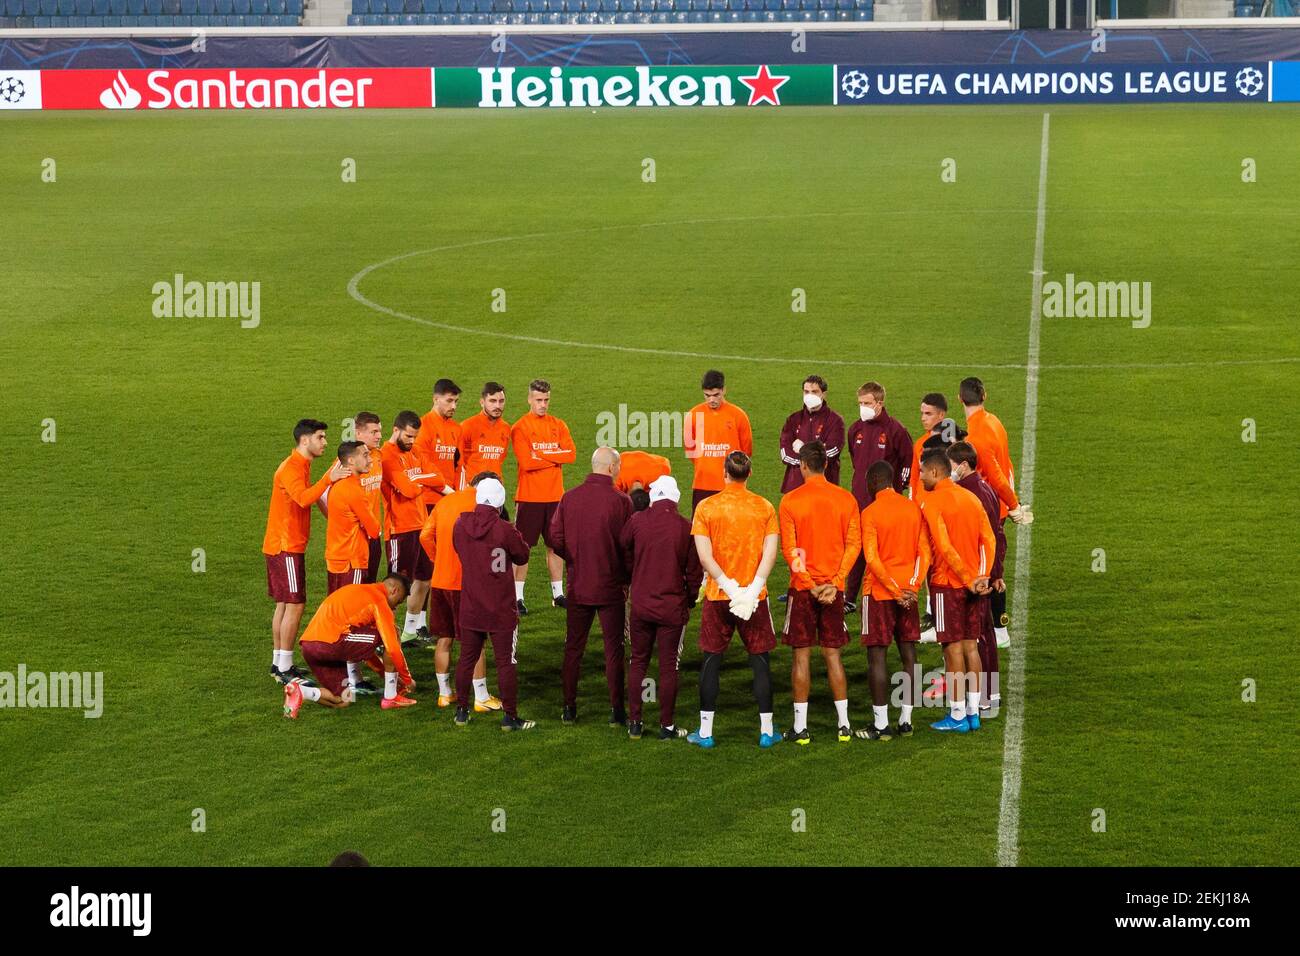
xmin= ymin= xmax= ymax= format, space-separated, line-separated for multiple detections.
xmin=99 ymin=70 xmax=142 ymax=109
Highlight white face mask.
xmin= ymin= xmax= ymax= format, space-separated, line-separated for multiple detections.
xmin=950 ymin=465 xmax=966 ymax=482
xmin=803 ymin=393 xmax=823 ymax=411
xmin=859 ymin=405 xmax=877 ymax=422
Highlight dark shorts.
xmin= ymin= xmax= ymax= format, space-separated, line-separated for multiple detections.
xmin=699 ymin=598 xmax=776 ymax=655
xmin=691 ymin=488 xmax=719 ymax=515
xmin=327 ymin=568 xmax=366 ymax=595
xmin=861 ymin=593 xmax=921 ymax=647
xmin=265 ymin=551 xmax=306 ymax=604
xmin=387 ymin=529 xmax=432 ymax=581
xmin=933 ymin=586 xmax=984 ymax=644
xmin=427 ymin=586 xmax=461 ymax=640
xmin=301 ymin=626 xmax=380 ymax=696
xmin=782 ymin=588 xmax=849 ymax=649
xmin=515 ymin=500 xmax=559 ymax=550
xmin=365 ymin=537 xmax=382 ymax=584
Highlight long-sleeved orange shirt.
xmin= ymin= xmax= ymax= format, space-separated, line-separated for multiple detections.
xmin=778 ymin=473 xmax=861 ymax=592
xmin=382 ymin=440 xmax=445 ymax=536
xmin=919 ymin=478 xmax=996 ymax=590
xmin=860 ymin=488 xmax=931 ymax=601
xmin=324 ymin=474 xmax=381 ymax=574
xmin=299 ymin=582 xmax=409 ymax=680
xmin=359 ymin=451 xmax=384 ymax=534
xmin=413 ymin=412 xmax=462 ymax=506
xmin=419 ymin=485 xmax=478 ymax=591
xmin=965 ymin=407 xmax=1018 ymax=517
xmin=460 ymin=412 xmax=512 ymax=487
xmin=263 ymin=451 xmax=333 ymax=555
xmin=511 ymin=413 xmax=576 ymax=503
xmin=908 ymin=433 xmax=929 ymax=504
xmin=683 ymin=401 xmax=753 ymax=491
xmin=614 ymin=450 xmax=671 ymax=494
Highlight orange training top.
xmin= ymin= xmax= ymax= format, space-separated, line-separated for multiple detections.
xmin=324 ymin=473 xmax=380 ymax=574
xmin=860 ymin=488 xmax=931 ymax=601
xmin=262 ymin=451 xmax=332 ymax=555
xmin=419 ymin=485 xmax=478 ymax=591
xmin=413 ymin=411 xmax=462 ymax=506
xmin=778 ymin=473 xmax=861 ymax=592
xmin=511 ymin=413 xmax=576 ymax=503
xmin=460 ymin=412 xmax=512 ymax=488
xmin=683 ymin=401 xmax=753 ymax=492
xmin=359 ymin=450 xmax=384 ymax=534
xmin=919 ymin=478 xmax=996 ymax=590
xmin=614 ymin=450 xmax=671 ymax=494
xmin=691 ymin=483 xmax=778 ymax=601
xmin=299 ymin=582 xmax=408 ymax=680
xmin=382 ymin=439 xmax=446 ymax=536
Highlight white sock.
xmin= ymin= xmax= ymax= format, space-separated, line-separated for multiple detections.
xmin=301 ymin=685 xmax=321 ymax=702
xmin=271 ymin=648 xmax=280 ymax=668
xmin=473 ymin=677 xmax=489 ymax=702
xmin=384 ymin=671 xmax=398 ymax=700
xmin=833 ymin=699 xmax=849 ymax=727
xmin=699 ymin=711 xmax=715 ymax=738
xmin=550 ymin=580 xmax=564 ymax=598
xmin=436 ymin=672 xmax=452 ymax=695
xmin=416 ymin=611 xmax=426 ymax=629
xmin=967 ymin=692 xmax=981 ymax=716
xmin=900 ymin=704 xmax=913 ymax=725
xmin=403 ymin=612 xmax=418 ymax=633
xmin=873 ymin=705 xmax=888 ymax=730
xmin=951 ymin=699 xmax=966 ymax=720
xmin=793 ymin=702 xmax=808 ymax=733
xmin=275 ymin=649 xmax=293 ymax=671
xmin=345 ymin=663 xmax=360 ymax=688
xmin=759 ymin=712 xmax=773 ymax=736
xmin=514 ymin=581 xmax=525 ymax=600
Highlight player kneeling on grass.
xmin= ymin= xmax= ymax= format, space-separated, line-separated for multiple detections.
xmin=855 ymin=460 xmax=930 ymax=741
xmin=917 ymin=449 xmax=996 ymax=734
xmin=284 ymin=574 xmax=416 ymax=718
xmin=618 ymin=475 xmax=703 ymax=741
xmin=778 ymin=441 xmax=862 ymax=745
xmin=687 ymin=451 xmax=782 ymax=749
xmin=450 ymin=477 xmax=536 ymax=731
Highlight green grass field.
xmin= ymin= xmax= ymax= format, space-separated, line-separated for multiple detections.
xmin=1 ymin=104 xmax=1297 ymax=866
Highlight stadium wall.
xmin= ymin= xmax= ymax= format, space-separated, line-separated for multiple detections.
xmin=3 ymin=27 xmax=1300 ymax=106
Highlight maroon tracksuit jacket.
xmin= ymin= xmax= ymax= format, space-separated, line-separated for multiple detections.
xmin=845 ymin=408 xmax=913 ymax=509
xmin=958 ymin=470 xmax=1007 ymax=705
xmin=453 ymin=504 xmax=531 ymax=634
xmin=549 ymin=473 xmax=633 ymax=605
xmin=779 ymin=403 xmax=845 ymax=492
xmin=619 ymin=499 xmax=704 ymax=627
xmin=551 ymin=472 xmax=634 ymax=712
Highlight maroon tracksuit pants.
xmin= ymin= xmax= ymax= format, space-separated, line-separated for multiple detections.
xmin=457 ymin=628 xmax=518 ymax=719
xmin=562 ymin=603 xmax=626 ymax=712
xmin=978 ymin=600 xmax=999 ymax=706
xmin=627 ymin=615 xmax=684 ymax=727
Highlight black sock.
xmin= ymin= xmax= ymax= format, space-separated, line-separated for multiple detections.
xmin=748 ymin=652 xmax=772 ymax=714
xmin=699 ymin=652 xmax=721 ymax=712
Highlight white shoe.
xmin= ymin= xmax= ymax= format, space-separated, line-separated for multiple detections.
xmin=400 ymin=630 xmax=419 ymax=644
xmin=995 ymin=627 xmax=1011 ymax=649
xmin=918 ymin=627 xmax=937 ymax=644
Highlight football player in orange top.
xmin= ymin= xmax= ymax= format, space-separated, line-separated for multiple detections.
xmin=777 ymin=441 xmax=861 ymax=745
xmin=683 ymin=369 xmax=753 ymax=515
xmin=324 ymin=441 xmax=382 ymax=596
xmin=958 ymin=376 xmax=1033 ymax=649
xmin=263 ymin=418 xmax=348 ymax=685
xmin=510 ymin=380 xmax=577 ymax=614
xmin=283 ymin=575 xmax=417 ymax=717
xmin=917 ymin=448 xmax=996 ymax=734
xmin=460 ymin=382 xmax=512 ymax=495
xmin=614 ymin=450 xmax=671 ymax=495
xmin=351 ymin=411 xmax=386 ymax=585
xmin=413 ymin=378 xmax=463 ymax=505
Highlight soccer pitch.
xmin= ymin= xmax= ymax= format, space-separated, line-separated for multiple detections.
xmin=2 ymin=104 xmax=1297 ymax=867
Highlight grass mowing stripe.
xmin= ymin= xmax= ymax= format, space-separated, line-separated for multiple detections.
xmin=997 ymin=111 xmax=1049 ymax=869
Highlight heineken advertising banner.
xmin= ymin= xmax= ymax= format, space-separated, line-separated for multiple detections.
xmin=4 ymin=62 xmax=1300 ymax=111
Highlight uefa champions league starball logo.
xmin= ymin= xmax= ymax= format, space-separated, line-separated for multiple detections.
xmin=841 ymin=70 xmax=870 ymax=100
xmin=1234 ymin=67 xmax=1264 ymax=98
xmin=0 ymin=76 xmax=26 ymax=104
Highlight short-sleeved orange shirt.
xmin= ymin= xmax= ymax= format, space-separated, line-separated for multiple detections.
xmin=690 ymin=483 xmax=778 ymax=601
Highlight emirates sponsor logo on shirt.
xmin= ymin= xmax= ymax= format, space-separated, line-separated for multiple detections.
xmin=698 ymin=442 xmax=732 ymax=458
xmin=435 ymin=441 xmax=458 ymax=457
xmin=476 ymin=444 xmax=506 ymax=457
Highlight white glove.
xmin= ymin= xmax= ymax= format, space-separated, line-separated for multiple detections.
xmin=729 ymin=593 xmax=759 ymax=621
xmin=791 ymin=439 xmax=804 ymax=454
xmin=716 ymin=575 xmax=741 ymax=603
xmin=1009 ymin=505 xmax=1034 ymax=525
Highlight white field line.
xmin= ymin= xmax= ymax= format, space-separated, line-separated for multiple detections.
xmin=997 ymin=111 xmax=1049 ymax=869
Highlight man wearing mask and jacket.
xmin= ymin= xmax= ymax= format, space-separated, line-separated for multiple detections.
xmin=778 ymin=375 xmax=845 ymax=493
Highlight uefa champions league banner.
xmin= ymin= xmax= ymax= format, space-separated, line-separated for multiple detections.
xmin=5 ymin=61 xmax=1300 ymax=110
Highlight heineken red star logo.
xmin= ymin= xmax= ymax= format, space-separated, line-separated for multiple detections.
xmin=739 ymin=65 xmax=790 ymax=106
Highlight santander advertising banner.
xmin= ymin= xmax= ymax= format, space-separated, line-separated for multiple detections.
xmin=34 ymin=67 xmax=434 ymax=110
